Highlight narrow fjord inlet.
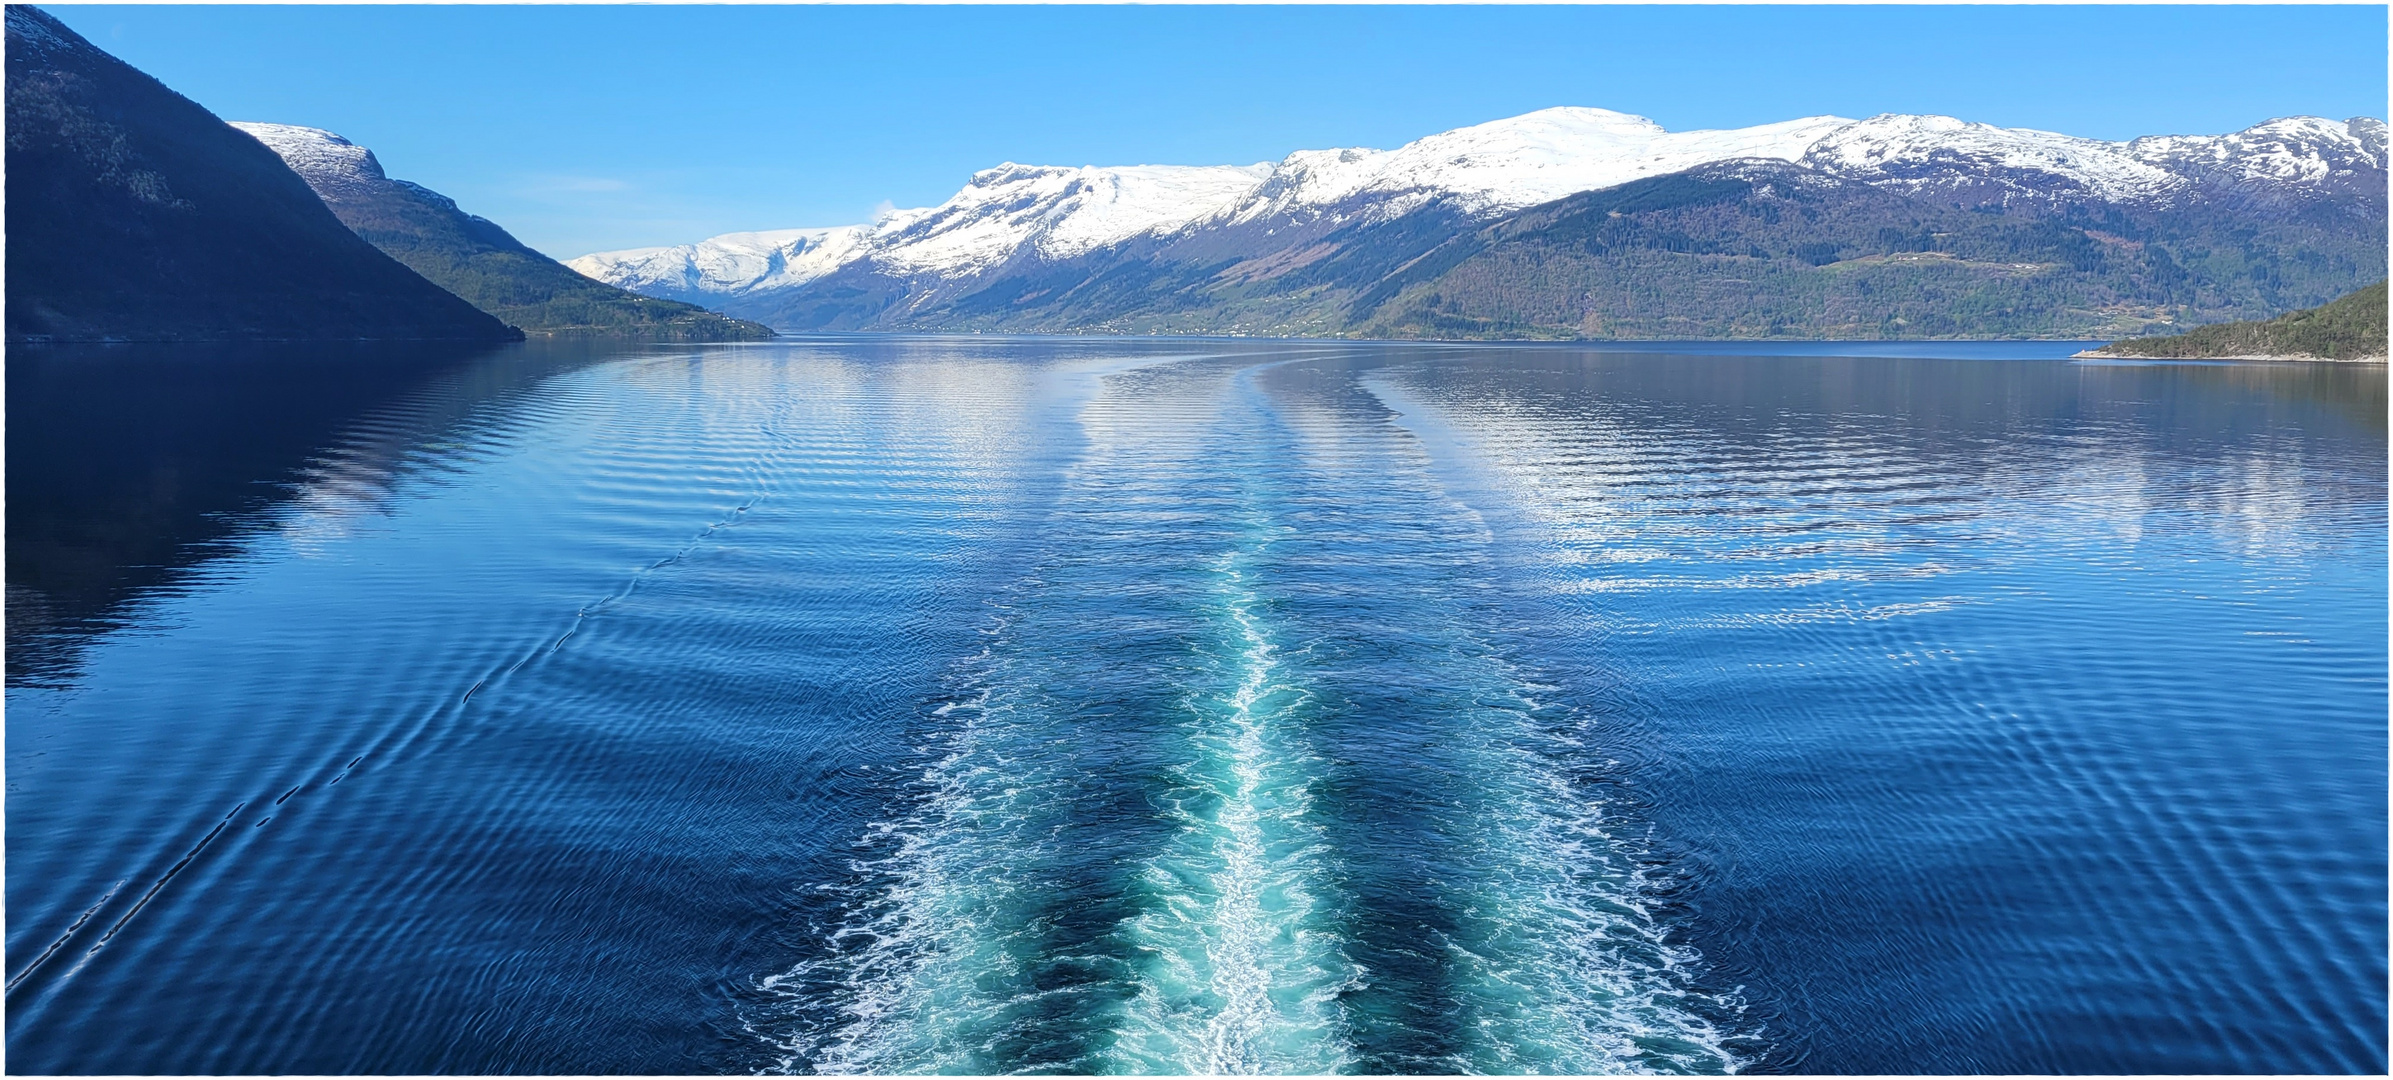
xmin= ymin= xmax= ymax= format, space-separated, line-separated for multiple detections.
xmin=7 ymin=340 xmax=2386 ymax=1074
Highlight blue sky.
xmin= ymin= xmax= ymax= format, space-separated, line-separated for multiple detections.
xmin=46 ymin=4 xmax=2391 ymax=258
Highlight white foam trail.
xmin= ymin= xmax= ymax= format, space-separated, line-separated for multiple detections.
xmin=1102 ymin=550 xmax=1362 ymax=1074
xmin=1437 ymin=676 xmax=1745 ymax=1074
xmin=757 ymin=355 xmax=1745 ymax=1074
xmin=1325 ymin=372 xmax=1749 ymax=1074
xmin=754 ymin=647 xmax=1071 ymax=1075
xmin=754 ymin=551 xmax=1364 ymax=1076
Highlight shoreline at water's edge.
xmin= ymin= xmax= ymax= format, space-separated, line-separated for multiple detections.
xmin=8 ymin=330 xmax=526 ymax=345
xmin=759 ymin=328 xmax=2116 ymax=350
xmin=9 ymin=328 xmax=773 ymax=346
xmin=2073 ymin=349 xmax=2390 ymax=363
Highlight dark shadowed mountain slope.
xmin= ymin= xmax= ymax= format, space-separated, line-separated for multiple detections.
xmin=2090 ymin=280 xmax=2388 ymax=360
xmin=233 ymin=123 xmax=772 ymax=341
xmin=4 ymin=6 xmax=516 ymax=343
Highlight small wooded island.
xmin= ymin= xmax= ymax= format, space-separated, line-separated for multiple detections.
xmin=2082 ymin=281 xmax=2388 ymax=362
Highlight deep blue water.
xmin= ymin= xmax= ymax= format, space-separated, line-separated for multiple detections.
xmin=6 ymin=338 xmax=2385 ymax=1074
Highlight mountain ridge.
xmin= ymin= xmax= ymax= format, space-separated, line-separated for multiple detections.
xmin=572 ymin=106 xmax=2386 ymax=340
xmin=4 ymin=6 xmax=517 ymax=344
xmin=232 ymin=123 xmax=773 ymax=341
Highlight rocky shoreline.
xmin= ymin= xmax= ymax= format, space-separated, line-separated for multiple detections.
xmin=2075 ymin=349 xmax=2389 ymax=363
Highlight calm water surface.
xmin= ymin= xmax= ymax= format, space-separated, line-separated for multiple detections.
xmin=6 ymin=339 xmax=2385 ymax=1074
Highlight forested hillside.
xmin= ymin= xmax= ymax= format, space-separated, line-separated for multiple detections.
xmin=2090 ymin=280 xmax=2387 ymax=360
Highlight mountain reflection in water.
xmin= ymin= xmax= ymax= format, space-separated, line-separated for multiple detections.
xmin=6 ymin=340 xmax=619 ymax=685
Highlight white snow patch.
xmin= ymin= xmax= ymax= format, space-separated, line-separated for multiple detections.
xmin=866 ymin=162 xmax=1274 ymax=275
xmin=2128 ymin=116 xmax=2383 ymax=185
xmin=230 ymin=122 xmax=388 ymax=193
xmin=1798 ymin=113 xmax=2189 ymax=201
xmin=1234 ymin=106 xmax=1856 ymax=219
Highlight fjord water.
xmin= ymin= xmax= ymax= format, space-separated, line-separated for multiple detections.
xmin=6 ymin=338 xmax=2384 ymax=1074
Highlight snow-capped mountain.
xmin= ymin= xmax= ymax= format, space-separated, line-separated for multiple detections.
xmin=2129 ymin=116 xmax=2389 ymax=197
xmin=232 ymin=122 xmax=772 ymax=339
xmin=1794 ymin=114 xmax=2193 ymax=204
xmin=569 ymin=108 xmax=1861 ymax=300
xmin=231 ymin=122 xmax=391 ymax=197
xmin=566 ymin=105 xmax=2384 ymax=340
xmin=576 ymin=227 xmax=873 ymax=300
xmin=572 ymin=106 xmax=2383 ymax=309
xmin=1798 ymin=113 xmax=2393 ymax=207
xmin=237 ymin=121 xmax=531 ymax=231
xmin=1233 ymin=109 xmax=1855 ymax=220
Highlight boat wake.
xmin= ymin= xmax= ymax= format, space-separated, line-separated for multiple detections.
xmin=1100 ymin=542 xmax=1363 ymax=1074
xmin=754 ymin=354 xmax=1744 ymax=1074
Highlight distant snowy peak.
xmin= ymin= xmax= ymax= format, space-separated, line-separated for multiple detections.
xmin=1803 ymin=113 xmax=2388 ymax=206
xmin=566 ymin=164 xmax=1282 ymax=294
xmin=1284 ymin=107 xmax=1857 ymax=216
xmin=1193 ymin=108 xmax=1857 ymax=227
xmin=230 ymin=122 xmax=388 ymax=198
xmin=564 ymin=227 xmax=872 ymax=301
xmin=1798 ymin=114 xmax=2190 ymax=203
xmin=237 ymin=121 xmax=493 ymax=221
xmin=568 ymin=108 xmax=1864 ymax=293
xmin=868 ymin=161 xmax=1273 ymax=273
xmin=569 ymin=106 xmax=2388 ymax=298
xmin=2128 ymin=116 xmax=2387 ymax=192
